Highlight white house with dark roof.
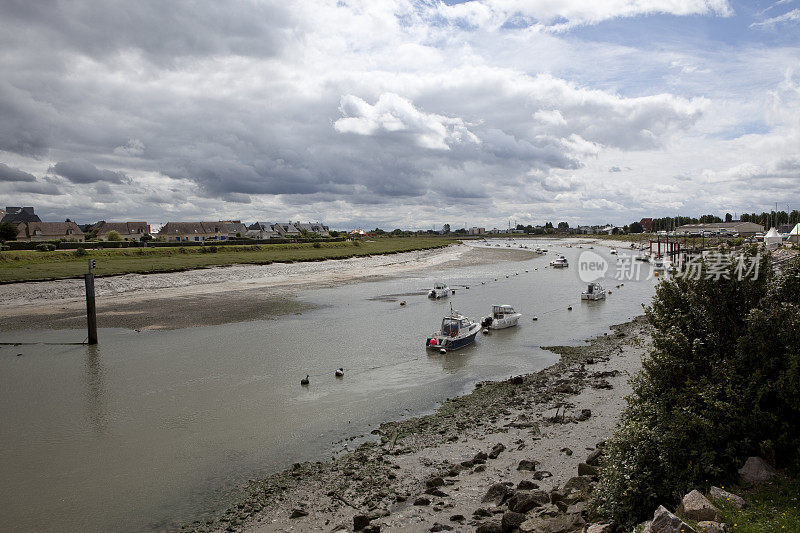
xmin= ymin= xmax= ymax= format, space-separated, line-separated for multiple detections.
xmin=92 ymin=221 xmax=150 ymax=240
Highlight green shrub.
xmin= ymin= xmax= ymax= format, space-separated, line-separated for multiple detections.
xmin=178 ymin=247 xmax=188 ymax=254
xmin=73 ymin=247 xmax=88 ymax=257
xmin=593 ymin=251 xmax=800 ymax=528
xmin=35 ymin=243 xmax=56 ymax=252
xmin=312 ymin=242 xmax=321 ymax=248
xmin=106 ymin=230 xmax=122 ymax=241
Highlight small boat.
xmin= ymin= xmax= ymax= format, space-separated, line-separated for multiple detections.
xmin=300 ymin=374 xmax=309 ymax=386
xmin=581 ymin=282 xmax=606 ymax=301
xmin=610 ymin=248 xmax=618 ymax=255
xmin=653 ymin=258 xmax=666 ymax=271
xmin=428 ymin=282 xmax=450 ymax=299
xmin=481 ymin=305 xmax=522 ymax=329
xmin=335 ymin=368 xmax=344 ymax=377
xmin=550 ymin=255 xmax=569 ymax=268
xmin=534 ymin=247 xmax=545 ymax=254
xmin=426 ymin=308 xmax=480 ymax=352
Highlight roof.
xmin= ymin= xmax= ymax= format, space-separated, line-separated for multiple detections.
xmin=158 ymin=222 xmax=229 ymax=235
xmin=765 ymin=227 xmax=781 ymax=238
xmin=93 ymin=221 xmax=149 ymax=235
xmin=223 ymin=222 xmax=247 ymax=234
xmin=2 ymin=206 xmax=41 ymax=224
xmin=790 ymin=223 xmax=800 ymax=236
xmin=17 ymin=221 xmax=84 ymax=238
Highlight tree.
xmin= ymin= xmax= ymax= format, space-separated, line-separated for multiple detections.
xmin=0 ymin=222 xmax=17 ymax=241
xmin=725 ymin=212 xmax=733 ymax=222
xmin=106 ymin=230 xmax=122 ymax=241
xmin=140 ymin=233 xmax=153 ymax=241
xmin=629 ymin=221 xmax=643 ymax=233
xmin=442 ymin=224 xmax=451 ymax=234
xmin=557 ymin=221 xmax=569 ymax=230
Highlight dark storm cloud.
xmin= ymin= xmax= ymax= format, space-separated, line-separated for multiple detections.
xmin=50 ymin=160 xmax=128 ymax=184
xmin=0 ymin=162 xmax=36 ymax=182
xmin=0 ymin=0 xmax=291 ymax=64
xmin=0 ymin=83 xmax=53 ymax=157
xmin=11 ymin=181 xmax=62 ymax=195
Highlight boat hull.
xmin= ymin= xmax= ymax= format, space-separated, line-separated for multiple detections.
xmin=426 ymin=327 xmax=479 ymax=351
xmin=482 ymin=314 xmax=522 ymax=329
xmin=581 ymin=292 xmax=606 ymax=300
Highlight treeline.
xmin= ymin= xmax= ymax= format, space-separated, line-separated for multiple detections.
xmin=650 ymin=211 xmax=800 ymax=232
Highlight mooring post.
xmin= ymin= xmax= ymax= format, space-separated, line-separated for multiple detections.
xmin=85 ymin=259 xmax=98 ymax=345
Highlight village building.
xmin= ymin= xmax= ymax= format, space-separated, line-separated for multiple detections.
xmin=221 ymin=221 xmax=248 ymax=238
xmin=15 ymin=221 xmax=84 ymax=242
xmin=157 ymin=222 xmax=230 ymax=242
xmin=675 ymin=221 xmax=764 ymax=237
xmin=2 ymin=206 xmax=41 ymax=224
xmin=91 ymin=221 xmax=150 ymax=241
xmin=246 ymin=222 xmax=281 ymax=239
xmin=274 ymin=222 xmax=301 ymax=238
xmin=469 ymin=227 xmax=486 ymax=235
xmin=294 ymin=222 xmax=330 ymax=235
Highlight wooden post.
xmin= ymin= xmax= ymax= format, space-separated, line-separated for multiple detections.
xmin=85 ymin=259 xmax=98 ymax=345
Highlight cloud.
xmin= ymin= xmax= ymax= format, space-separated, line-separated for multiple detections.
xmin=334 ymin=93 xmax=479 ymax=150
xmin=50 ymin=160 xmax=128 ymax=184
xmin=113 ymin=138 xmax=145 ymax=156
xmin=0 ymin=162 xmax=37 ymax=182
xmin=609 ymin=166 xmax=622 ymax=172
xmin=750 ymin=8 xmax=800 ymax=28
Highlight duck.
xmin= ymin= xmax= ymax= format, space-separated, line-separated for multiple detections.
xmin=300 ymin=374 xmax=309 ymax=386
xmin=335 ymin=368 xmax=344 ymax=377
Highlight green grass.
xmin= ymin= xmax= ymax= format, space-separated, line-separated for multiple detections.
xmin=676 ymin=478 xmax=800 ymax=533
xmin=0 ymin=237 xmax=455 ymax=282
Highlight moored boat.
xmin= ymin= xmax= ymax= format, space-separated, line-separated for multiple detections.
xmin=550 ymin=255 xmax=569 ymax=268
xmin=428 ymin=282 xmax=450 ymax=298
xmin=426 ymin=309 xmax=480 ymax=352
xmin=480 ymin=304 xmax=522 ymax=329
xmin=581 ymin=282 xmax=606 ymax=300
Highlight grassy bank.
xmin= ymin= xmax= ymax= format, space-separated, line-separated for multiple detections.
xmin=0 ymin=237 xmax=455 ymax=282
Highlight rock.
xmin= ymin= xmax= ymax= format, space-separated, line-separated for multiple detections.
xmin=353 ymin=514 xmax=372 ymax=530
xmin=518 ymin=459 xmax=539 ymax=471
xmin=395 ymin=494 xmax=407 ymax=502
xmin=474 ymin=451 xmax=489 ymax=464
xmin=482 ymin=483 xmax=511 ymax=505
xmin=695 ymin=521 xmax=727 ymax=533
xmin=536 ymin=503 xmax=562 ymax=518
xmin=426 ymin=476 xmax=445 ymax=488
xmin=413 ymin=496 xmax=431 ymax=506
xmin=709 ymin=486 xmax=747 ymax=509
xmin=738 ymin=456 xmax=778 ymax=484
xmin=519 ymin=513 xmax=584 ymax=533
xmin=585 ymin=448 xmax=603 ymax=466
xmin=473 ymin=508 xmax=493 ymax=518
xmin=425 ymin=487 xmax=449 ymax=497
xmin=681 ymin=490 xmax=721 ymax=522
xmin=476 ymin=521 xmax=503 ymax=533
xmin=575 ymin=409 xmax=592 ymax=421
xmin=502 ymin=511 xmax=527 ymax=532
xmin=474 ymin=465 xmax=487 ymax=473
xmin=651 ymin=505 xmax=696 ymax=533
xmin=363 ymin=525 xmax=380 ymax=533
xmin=532 ymin=471 xmax=553 ymax=480
xmin=507 ymin=490 xmax=549 ymax=513
xmin=429 ymin=522 xmax=452 ymax=532
xmin=446 ymin=465 xmax=463 ymax=477
xmin=449 ymin=514 xmax=465 ymax=522
xmin=560 ymin=447 xmax=573 ymax=456
xmin=489 ymin=443 xmax=506 ymax=459
xmin=584 ymin=524 xmax=614 ymax=533
xmin=461 ymin=459 xmax=475 ymax=468
xmin=566 ymin=501 xmax=587 ymax=515
xmin=518 ymin=480 xmax=539 ymax=490
xmin=290 ymin=509 xmax=309 ymax=519
xmin=563 ymin=476 xmax=593 ymax=493
xmin=577 ymin=463 xmax=599 ymax=477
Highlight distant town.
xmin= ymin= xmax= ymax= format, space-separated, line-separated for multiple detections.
xmin=1 ymin=205 xmax=799 ymax=244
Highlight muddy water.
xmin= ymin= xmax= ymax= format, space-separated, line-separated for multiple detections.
xmin=0 ymin=241 xmax=657 ymax=532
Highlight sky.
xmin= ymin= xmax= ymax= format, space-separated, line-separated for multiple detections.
xmin=0 ymin=0 xmax=799 ymax=230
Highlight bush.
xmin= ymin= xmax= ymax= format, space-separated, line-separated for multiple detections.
xmin=201 ymin=246 xmax=218 ymax=253
xmin=35 ymin=243 xmax=56 ymax=252
xmin=178 ymin=247 xmax=188 ymax=254
xmin=593 ymin=251 xmax=800 ymax=528
xmin=312 ymin=242 xmax=321 ymax=248
xmin=106 ymin=230 xmax=122 ymax=241
xmin=73 ymin=247 xmax=88 ymax=257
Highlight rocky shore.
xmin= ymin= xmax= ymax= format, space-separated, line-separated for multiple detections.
xmin=178 ymin=316 xmax=652 ymax=533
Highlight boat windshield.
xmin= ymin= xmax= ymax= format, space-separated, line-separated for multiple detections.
xmin=434 ymin=283 xmax=447 ymax=289
xmin=441 ymin=318 xmax=460 ymax=336
xmin=587 ymin=284 xmax=593 ymax=293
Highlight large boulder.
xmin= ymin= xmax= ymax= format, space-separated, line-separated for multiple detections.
xmin=584 ymin=524 xmax=614 ymax=533
xmin=563 ymin=476 xmax=593 ymax=493
xmin=577 ymin=463 xmax=599 ymax=477
xmin=482 ymin=483 xmax=511 ymax=505
xmin=651 ymin=505 xmax=696 ymax=533
xmin=738 ymin=457 xmax=778 ymax=484
xmin=519 ymin=513 xmax=584 ymax=533
xmin=709 ymin=486 xmax=747 ymax=510
xmin=507 ymin=490 xmax=549 ymax=513
xmin=501 ymin=511 xmax=527 ymax=532
xmin=695 ymin=522 xmax=727 ymax=533
xmin=680 ymin=490 xmax=721 ymax=522
xmin=476 ymin=521 xmax=503 ymax=533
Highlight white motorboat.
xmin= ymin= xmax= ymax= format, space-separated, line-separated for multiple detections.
xmin=428 ymin=282 xmax=450 ymax=298
xmin=581 ymin=282 xmax=606 ymax=301
xmin=653 ymin=258 xmax=666 ymax=270
xmin=426 ymin=309 xmax=480 ymax=352
xmin=550 ymin=255 xmax=569 ymax=268
xmin=480 ymin=305 xmax=522 ymax=330
xmin=634 ymin=252 xmax=650 ymax=263
xmin=533 ymin=247 xmax=546 ymax=254
xmin=610 ymin=248 xmax=618 ymax=255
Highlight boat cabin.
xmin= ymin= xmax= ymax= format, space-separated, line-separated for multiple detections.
xmin=492 ymin=305 xmax=516 ymax=318
xmin=441 ymin=317 xmax=466 ymax=336
xmin=433 ymin=282 xmax=448 ymax=290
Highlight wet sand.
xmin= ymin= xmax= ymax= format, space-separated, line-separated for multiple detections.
xmin=189 ymin=316 xmax=651 ymax=532
xmin=0 ymin=244 xmax=533 ymax=331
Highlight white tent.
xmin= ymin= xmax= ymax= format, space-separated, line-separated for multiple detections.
xmin=764 ymin=227 xmax=782 ymax=248
xmin=788 ymin=223 xmax=800 ymax=244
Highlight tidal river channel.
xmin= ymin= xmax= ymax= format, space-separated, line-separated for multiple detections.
xmin=0 ymin=241 xmax=658 ymax=531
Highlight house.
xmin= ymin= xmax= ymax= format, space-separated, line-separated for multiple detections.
xmin=469 ymin=227 xmax=486 ymax=235
xmin=15 ymin=221 xmax=84 ymax=242
xmin=274 ymin=222 xmax=301 ymax=238
xmin=675 ymin=221 xmax=764 ymax=237
xmin=246 ymin=222 xmax=281 ymax=239
xmin=2 ymin=206 xmax=41 ymax=224
xmin=157 ymin=222 xmax=229 ymax=242
xmin=294 ymin=222 xmax=330 ymax=235
xmin=639 ymin=218 xmax=653 ymax=232
xmin=92 ymin=221 xmax=150 ymax=241
xmin=221 ymin=221 xmax=248 ymax=238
